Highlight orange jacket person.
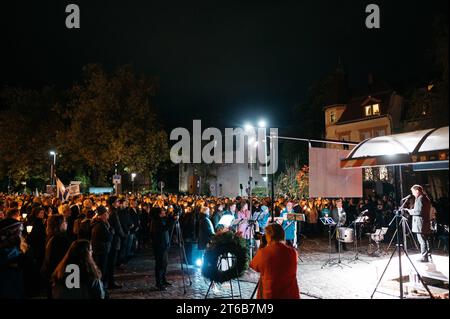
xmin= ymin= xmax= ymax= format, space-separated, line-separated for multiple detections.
xmin=250 ymin=223 xmax=300 ymax=299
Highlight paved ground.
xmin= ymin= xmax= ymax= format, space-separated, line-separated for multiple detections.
xmin=110 ymin=235 xmax=449 ymax=299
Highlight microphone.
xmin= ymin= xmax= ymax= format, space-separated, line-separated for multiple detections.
xmin=401 ymin=194 xmax=411 ymax=202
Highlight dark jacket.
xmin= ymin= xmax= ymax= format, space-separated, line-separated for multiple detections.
xmin=68 ymin=204 xmax=81 ymax=240
xmin=41 ymin=233 xmax=71 ymax=281
xmin=91 ymin=219 xmax=113 ymax=257
xmin=408 ymin=194 xmax=431 ymax=234
xmin=118 ymin=208 xmax=132 ymax=235
xmin=128 ymin=207 xmax=140 ymax=234
xmin=198 ymin=214 xmax=215 ymax=250
xmin=331 ymin=207 xmax=347 ymax=226
xmin=180 ymin=212 xmax=196 ymax=241
xmin=212 ymin=210 xmax=224 ymax=229
xmin=150 ymin=208 xmax=175 ymax=251
xmin=108 ymin=207 xmax=125 ymax=250
xmin=26 ymin=218 xmax=46 ymax=268
xmin=0 ymin=247 xmax=26 ymax=298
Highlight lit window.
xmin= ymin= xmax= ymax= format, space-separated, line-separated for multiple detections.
xmin=364 ymin=168 xmax=374 ymax=181
xmin=364 ymin=104 xmax=380 ymax=116
xmin=379 ymin=166 xmax=388 ymax=180
xmin=372 ymin=104 xmax=380 ymax=115
xmin=330 ymin=111 xmax=336 ymax=124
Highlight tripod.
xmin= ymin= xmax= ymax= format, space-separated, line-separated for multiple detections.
xmin=245 ymin=220 xmax=258 ymax=260
xmin=371 ymin=202 xmax=434 ymax=299
xmin=250 ymin=279 xmax=260 ymax=299
xmin=387 ymin=215 xmax=418 ymax=253
xmin=169 ymin=218 xmax=192 ymax=293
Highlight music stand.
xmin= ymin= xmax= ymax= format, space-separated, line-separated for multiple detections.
xmin=347 ymin=213 xmax=369 ymax=264
xmin=321 ymin=217 xmax=348 ymax=269
xmin=283 ymin=217 xmax=303 ymax=262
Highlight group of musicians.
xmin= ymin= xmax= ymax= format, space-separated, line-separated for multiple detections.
xmin=205 ymin=184 xmax=433 ymax=263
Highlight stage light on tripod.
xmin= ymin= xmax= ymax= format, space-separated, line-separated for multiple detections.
xmin=195 ymin=258 xmax=203 ymax=267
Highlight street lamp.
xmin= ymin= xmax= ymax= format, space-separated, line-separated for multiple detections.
xmin=49 ymin=151 xmax=56 ymax=186
xmin=258 ymin=119 xmax=269 ymax=196
xmin=131 ymin=173 xmax=137 ymax=194
xmin=244 ymin=123 xmax=253 ymax=132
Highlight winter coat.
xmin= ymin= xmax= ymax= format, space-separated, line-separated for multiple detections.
xmin=250 ymin=242 xmax=299 ymax=299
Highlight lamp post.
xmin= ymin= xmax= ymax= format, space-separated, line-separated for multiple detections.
xmin=49 ymin=151 xmax=56 ymax=186
xmin=258 ymin=119 xmax=269 ymax=196
xmin=248 ymin=137 xmax=258 ymax=215
xmin=131 ymin=173 xmax=137 ymax=194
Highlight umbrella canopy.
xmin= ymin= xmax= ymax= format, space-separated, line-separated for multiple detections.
xmin=341 ymin=126 xmax=449 ymax=169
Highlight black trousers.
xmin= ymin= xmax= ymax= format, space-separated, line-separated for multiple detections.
xmin=153 ymin=247 xmax=169 ymax=287
xmin=93 ymin=250 xmax=109 ymax=284
xmin=106 ymin=248 xmax=119 ymax=285
xmin=416 ymin=233 xmax=431 ymax=259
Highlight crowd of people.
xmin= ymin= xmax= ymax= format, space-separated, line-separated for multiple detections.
xmin=0 ymin=190 xmax=448 ymax=299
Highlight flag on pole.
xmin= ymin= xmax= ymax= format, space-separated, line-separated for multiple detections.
xmin=56 ymin=177 xmax=69 ymax=202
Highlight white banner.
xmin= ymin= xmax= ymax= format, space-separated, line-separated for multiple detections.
xmin=309 ymin=147 xmax=362 ymax=198
xmin=68 ymin=184 xmax=80 ymax=196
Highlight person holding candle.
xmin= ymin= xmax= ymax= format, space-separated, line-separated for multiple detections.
xmin=0 ymin=218 xmax=32 ymax=298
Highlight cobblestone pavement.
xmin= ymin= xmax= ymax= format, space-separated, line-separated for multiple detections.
xmin=110 ymin=236 xmax=449 ymax=299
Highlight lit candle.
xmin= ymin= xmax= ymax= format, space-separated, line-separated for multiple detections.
xmin=26 ymin=225 xmax=33 ymax=234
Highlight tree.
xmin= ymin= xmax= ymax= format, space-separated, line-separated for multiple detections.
xmin=55 ymin=64 xmax=169 ymax=186
xmin=275 ymin=158 xmax=309 ymax=199
xmin=0 ymin=86 xmax=60 ymax=188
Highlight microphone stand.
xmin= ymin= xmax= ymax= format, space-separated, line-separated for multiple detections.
xmin=347 ymin=210 xmax=369 ymax=264
xmin=283 ymin=218 xmax=303 ymax=262
xmin=371 ymin=198 xmax=433 ymax=299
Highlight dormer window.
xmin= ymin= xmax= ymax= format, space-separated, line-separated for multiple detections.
xmin=364 ymin=103 xmax=380 ymax=116
xmin=330 ymin=111 xmax=336 ymax=124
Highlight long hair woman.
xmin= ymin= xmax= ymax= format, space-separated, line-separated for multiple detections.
xmin=41 ymin=214 xmax=70 ymax=298
xmin=51 ymin=239 xmax=105 ymax=299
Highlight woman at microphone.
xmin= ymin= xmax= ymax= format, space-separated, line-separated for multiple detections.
xmin=405 ymin=185 xmax=432 ymax=262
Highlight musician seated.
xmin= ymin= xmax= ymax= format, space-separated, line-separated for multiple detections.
xmin=250 ymin=223 xmax=300 ymax=299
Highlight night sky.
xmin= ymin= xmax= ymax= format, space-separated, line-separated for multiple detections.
xmin=1 ymin=0 xmax=448 ymax=131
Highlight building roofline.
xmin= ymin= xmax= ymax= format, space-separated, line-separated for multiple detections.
xmin=323 ymin=103 xmax=347 ymax=111
xmin=335 ymin=114 xmax=389 ymax=126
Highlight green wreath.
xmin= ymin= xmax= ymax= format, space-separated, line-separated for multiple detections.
xmin=201 ymin=231 xmax=249 ymax=283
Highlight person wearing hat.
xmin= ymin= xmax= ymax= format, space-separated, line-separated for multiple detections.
xmin=0 ymin=218 xmax=29 ymax=298
xmin=91 ymin=206 xmax=112 ymax=286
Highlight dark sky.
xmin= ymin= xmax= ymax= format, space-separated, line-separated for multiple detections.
xmin=1 ymin=0 xmax=448 ymax=131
